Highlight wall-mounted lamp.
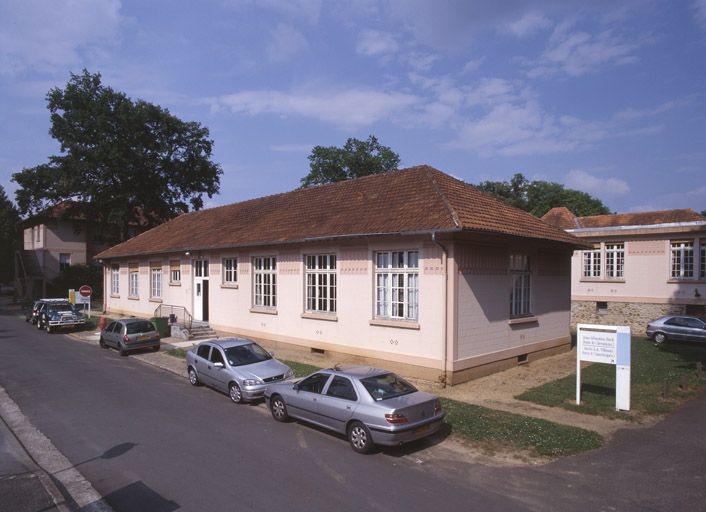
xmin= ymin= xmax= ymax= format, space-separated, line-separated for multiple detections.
xmin=696 ymin=288 xmax=701 ymax=298
xmin=185 ymin=251 xmax=191 ymax=256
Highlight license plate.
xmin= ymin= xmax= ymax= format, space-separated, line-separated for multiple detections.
xmin=137 ymin=335 xmax=149 ymax=341
xmin=414 ymin=424 xmax=430 ymax=434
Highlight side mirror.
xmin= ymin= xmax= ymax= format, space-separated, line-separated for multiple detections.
xmin=293 ymin=383 xmax=300 ymax=391
xmin=214 ymin=362 xmax=224 ymax=369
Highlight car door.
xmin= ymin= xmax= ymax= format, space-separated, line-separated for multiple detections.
xmin=683 ymin=317 xmax=706 ymax=342
xmin=286 ymin=373 xmax=331 ymax=423
xmin=192 ymin=344 xmax=214 ymax=387
xmin=104 ymin=321 xmax=122 ymax=348
xmin=315 ymin=376 xmax=359 ymax=433
xmin=208 ymin=347 xmax=230 ymax=392
xmin=664 ymin=317 xmax=688 ymax=341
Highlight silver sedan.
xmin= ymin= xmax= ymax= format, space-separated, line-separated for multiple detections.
xmin=186 ymin=338 xmax=294 ymax=403
xmin=265 ymin=365 xmax=445 ymax=454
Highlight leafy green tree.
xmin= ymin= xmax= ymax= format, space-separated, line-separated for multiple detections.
xmin=0 ymin=185 xmax=20 ymax=284
xmin=48 ymin=264 xmax=103 ymax=300
xmin=12 ymin=70 xmax=222 ymax=242
xmin=300 ymin=135 xmax=400 ymax=188
xmin=476 ymin=173 xmax=610 ymax=217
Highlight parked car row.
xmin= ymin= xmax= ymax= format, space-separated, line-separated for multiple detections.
xmin=646 ymin=315 xmax=706 ymax=344
xmin=185 ymin=338 xmax=446 ymax=454
xmin=25 ymin=298 xmax=86 ymax=333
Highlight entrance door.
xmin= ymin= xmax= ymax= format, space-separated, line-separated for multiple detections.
xmin=193 ymin=259 xmax=209 ymax=321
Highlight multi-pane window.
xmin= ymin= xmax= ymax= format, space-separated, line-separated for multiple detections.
xmin=129 ymin=264 xmax=139 ymax=297
xmin=170 ymin=260 xmax=181 ymax=284
xmin=671 ymin=241 xmax=694 ymax=279
xmin=375 ymin=250 xmax=419 ymax=320
xmin=510 ymin=254 xmax=531 ymax=317
xmin=582 ymin=249 xmax=601 ymax=278
xmin=111 ymin=265 xmax=119 ymax=295
xmin=223 ymin=258 xmax=238 ymax=285
xmin=194 ymin=260 xmax=209 ymax=278
xmin=700 ymin=241 xmax=705 ymax=279
xmin=605 ymin=243 xmax=624 ymax=279
xmin=150 ymin=266 xmax=162 ymax=299
xmin=305 ymin=254 xmax=336 ymax=313
xmin=253 ymin=256 xmax=277 ymax=308
xmin=59 ymin=253 xmax=71 ymax=271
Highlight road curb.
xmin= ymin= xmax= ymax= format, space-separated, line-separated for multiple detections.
xmin=0 ymin=386 xmax=114 ymax=512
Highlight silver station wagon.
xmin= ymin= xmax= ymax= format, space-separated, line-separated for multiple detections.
xmin=186 ymin=338 xmax=294 ymax=403
xmin=265 ymin=365 xmax=445 ymax=454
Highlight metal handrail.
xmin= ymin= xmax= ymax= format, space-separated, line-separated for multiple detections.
xmin=154 ymin=304 xmax=192 ymax=331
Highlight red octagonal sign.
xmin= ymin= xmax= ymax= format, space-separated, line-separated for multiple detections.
xmin=79 ymin=285 xmax=92 ymax=297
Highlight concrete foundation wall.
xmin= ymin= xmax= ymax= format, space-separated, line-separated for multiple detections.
xmin=571 ymin=300 xmax=686 ymax=334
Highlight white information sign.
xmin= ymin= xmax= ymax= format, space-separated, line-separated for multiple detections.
xmin=576 ymin=323 xmax=631 ymax=411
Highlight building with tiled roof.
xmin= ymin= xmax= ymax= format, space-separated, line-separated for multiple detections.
xmin=97 ymin=166 xmax=586 ymax=384
xmin=542 ymin=207 xmax=706 ymax=331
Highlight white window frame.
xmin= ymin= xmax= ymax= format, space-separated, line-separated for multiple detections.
xmin=223 ymin=257 xmax=238 ymax=285
xmin=129 ymin=269 xmax=139 ymax=298
xmin=111 ymin=265 xmax=119 ymax=295
xmin=582 ymin=248 xmax=601 ymax=278
xmin=510 ymin=254 xmax=531 ymax=318
xmin=671 ymin=241 xmax=694 ymax=279
xmin=305 ymin=254 xmax=336 ymax=314
xmin=150 ymin=266 xmax=162 ymax=299
xmin=605 ymin=243 xmax=624 ymax=279
xmin=374 ymin=250 xmax=419 ymax=321
xmin=169 ymin=260 xmax=181 ymax=285
xmin=253 ymin=256 xmax=276 ymax=308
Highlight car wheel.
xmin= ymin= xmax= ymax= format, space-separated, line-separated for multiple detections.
xmin=37 ymin=319 xmax=43 ymax=330
xmin=654 ymin=332 xmax=667 ymax=344
xmin=269 ymin=395 xmax=289 ymax=422
xmin=119 ymin=344 xmax=128 ymax=356
xmin=229 ymin=382 xmax=243 ymax=404
xmin=45 ymin=323 xmax=51 ymax=334
xmin=99 ymin=336 xmax=107 ymax=348
xmin=348 ymin=421 xmax=374 ymax=454
xmin=188 ymin=367 xmax=200 ymax=386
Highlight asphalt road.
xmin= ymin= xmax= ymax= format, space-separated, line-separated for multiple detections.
xmin=1 ymin=305 xmax=705 ymax=512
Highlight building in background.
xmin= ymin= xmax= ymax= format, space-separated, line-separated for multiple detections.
xmin=542 ymin=207 xmax=706 ymax=333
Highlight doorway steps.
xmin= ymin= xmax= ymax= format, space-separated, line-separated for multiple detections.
xmin=188 ymin=321 xmax=218 ymax=341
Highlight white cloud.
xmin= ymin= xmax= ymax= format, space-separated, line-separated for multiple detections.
xmin=356 ymin=30 xmax=398 ymax=57
xmin=503 ymin=13 xmax=551 ymax=37
xmin=461 ymin=57 xmax=485 ymax=73
xmin=267 ymin=23 xmax=308 ymax=61
xmin=0 ymin=0 xmax=122 ymax=75
xmin=529 ymin=21 xmax=640 ymax=77
xmin=210 ymin=88 xmax=420 ymax=129
xmin=564 ymin=169 xmax=630 ymax=196
xmin=693 ymin=0 xmax=706 ymax=30
xmin=615 ymin=98 xmax=691 ymax=121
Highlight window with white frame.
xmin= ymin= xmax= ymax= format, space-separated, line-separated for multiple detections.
xmin=253 ymin=256 xmax=276 ymax=308
xmin=150 ymin=266 xmax=162 ymax=299
xmin=170 ymin=260 xmax=181 ymax=284
xmin=111 ymin=265 xmax=119 ymax=295
xmin=305 ymin=254 xmax=336 ymax=313
xmin=375 ymin=250 xmax=419 ymax=321
xmin=223 ymin=257 xmax=238 ymax=285
xmin=582 ymin=248 xmax=601 ymax=278
xmin=671 ymin=241 xmax=694 ymax=279
xmin=59 ymin=253 xmax=71 ymax=271
xmin=510 ymin=254 xmax=531 ymax=318
xmin=605 ymin=243 xmax=624 ymax=279
xmin=129 ymin=264 xmax=139 ymax=297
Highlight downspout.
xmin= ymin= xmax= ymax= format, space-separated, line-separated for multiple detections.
xmin=432 ymin=231 xmax=449 ymax=387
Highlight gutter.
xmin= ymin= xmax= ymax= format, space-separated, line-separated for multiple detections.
xmin=567 ymin=220 xmax=706 ymax=234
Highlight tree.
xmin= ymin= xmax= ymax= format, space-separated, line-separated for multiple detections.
xmin=300 ymin=135 xmax=400 ymax=188
xmin=0 ymin=185 xmax=20 ymax=284
xmin=12 ymin=70 xmax=222 ymax=242
xmin=48 ymin=264 xmax=102 ymax=300
xmin=476 ymin=173 xmax=610 ymax=217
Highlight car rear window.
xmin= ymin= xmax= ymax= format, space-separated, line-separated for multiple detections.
xmin=125 ymin=321 xmax=155 ymax=334
xmin=360 ymin=373 xmax=417 ymax=401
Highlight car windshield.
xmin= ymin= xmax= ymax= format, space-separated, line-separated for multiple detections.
xmin=125 ymin=321 xmax=155 ymax=334
xmin=224 ymin=343 xmax=272 ymax=367
xmin=50 ymin=304 xmax=73 ymax=312
xmin=360 ymin=373 xmax=417 ymax=401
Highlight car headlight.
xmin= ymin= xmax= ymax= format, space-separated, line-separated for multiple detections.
xmin=242 ymin=378 xmax=263 ymax=387
xmin=285 ymin=368 xmax=295 ymax=379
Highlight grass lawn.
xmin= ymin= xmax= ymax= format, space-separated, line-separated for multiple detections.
xmin=166 ymin=347 xmax=189 ymax=359
xmin=516 ymin=337 xmax=706 ymax=419
xmin=281 ymin=360 xmax=322 ymax=378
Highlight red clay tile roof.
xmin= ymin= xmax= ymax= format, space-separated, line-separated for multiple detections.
xmin=572 ymin=208 xmax=704 ymax=229
xmin=541 ymin=207 xmax=580 ymax=230
xmin=95 ymin=165 xmax=583 ymax=259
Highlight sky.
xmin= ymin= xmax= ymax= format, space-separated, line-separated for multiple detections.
xmin=1 ymin=0 xmax=705 ymax=215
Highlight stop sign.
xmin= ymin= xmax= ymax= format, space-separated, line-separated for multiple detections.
xmin=79 ymin=285 xmax=92 ymax=297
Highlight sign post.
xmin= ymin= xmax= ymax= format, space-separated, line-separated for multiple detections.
xmin=576 ymin=323 xmax=631 ymax=411
xmin=77 ymin=285 xmax=93 ymax=318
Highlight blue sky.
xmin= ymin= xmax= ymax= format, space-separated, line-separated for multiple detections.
xmin=1 ymin=0 xmax=705 ymax=214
